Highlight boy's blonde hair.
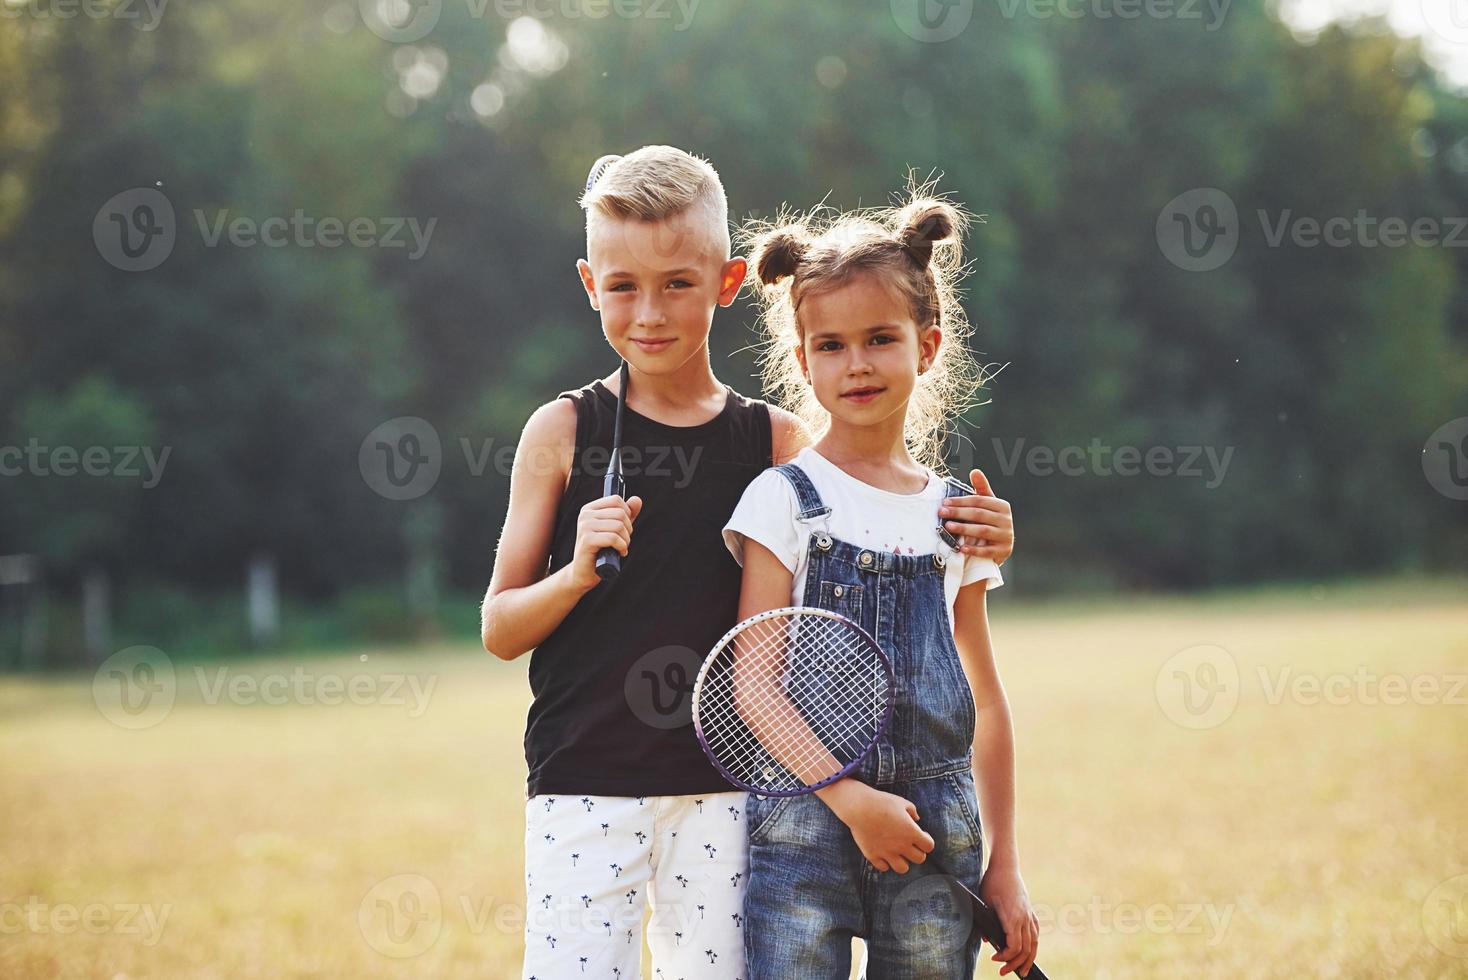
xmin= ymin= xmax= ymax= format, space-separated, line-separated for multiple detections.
xmin=740 ymin=182 xmax=989 ymax=472
xmin=579 ymin=145 xmax=731 ymax=258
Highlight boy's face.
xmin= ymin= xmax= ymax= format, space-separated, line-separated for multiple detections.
xmin=795 ymin=273 xmax=941 ymax=430
xmin=577 ymin=210 xmax=746 ymax=377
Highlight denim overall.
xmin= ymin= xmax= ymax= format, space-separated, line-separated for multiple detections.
xmin=743 ymin=464 xmax=988 ymax=980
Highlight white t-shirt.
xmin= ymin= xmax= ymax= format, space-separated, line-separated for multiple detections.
xmin=721 ymin=448 xmax=1003 ymax=621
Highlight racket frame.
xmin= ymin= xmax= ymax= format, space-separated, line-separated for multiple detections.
xmin=690 ymin=605 xmax=896 ymax=797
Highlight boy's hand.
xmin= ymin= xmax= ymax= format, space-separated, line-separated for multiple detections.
xmin=939 ymin=467 xmax=1015 ymax=565
xmin=978 ymin=862 xmax=1039 ymax=977
xmin=819 ymin=779 xmax=934 ymax=874
xmin=569 ymin=494 xmax=642 ymax=592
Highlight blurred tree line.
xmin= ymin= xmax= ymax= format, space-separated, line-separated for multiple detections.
xmin=0 ymin=0 xmax=1465 ymax=661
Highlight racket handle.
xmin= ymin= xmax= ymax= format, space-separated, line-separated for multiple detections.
xmin=594 ymin=546 xmax=621 ymax=581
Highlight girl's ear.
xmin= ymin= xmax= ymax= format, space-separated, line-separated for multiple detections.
xmin=919 ymin=325 xmax=942 ymax=374
xmin=795 ymin=342 xmax=809 ymax=381
xmin=718 ymin=257 xmax=747 ymax=307
xmin=576 ymin=259 xmax=600 ymax=311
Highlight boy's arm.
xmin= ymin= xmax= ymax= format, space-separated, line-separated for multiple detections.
xmin=481 ymin=399 xmax=606 ymax=661
xmin=953 ymin=581 xmax=1040 ymax=976
xmin=769 ymin=406 xmax=814 ymax=466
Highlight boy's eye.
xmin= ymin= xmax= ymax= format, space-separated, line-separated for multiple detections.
xmin=668 ymin=280 xmax=693 ymax=289
xmin=608 ymin=282 xmax=634 ymax=292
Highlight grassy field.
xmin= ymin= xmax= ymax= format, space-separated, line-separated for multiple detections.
xmin=2 ymin=576 xmax=1465 ymax=979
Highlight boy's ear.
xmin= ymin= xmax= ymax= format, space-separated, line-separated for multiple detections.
xmin=576 ymin=259 xmax=600 ymax=311
xmin=716 ymin=256 xmax=748 ymax=307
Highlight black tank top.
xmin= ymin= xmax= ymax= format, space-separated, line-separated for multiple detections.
xmin=523 ymin=378 xmax=773 ymax=797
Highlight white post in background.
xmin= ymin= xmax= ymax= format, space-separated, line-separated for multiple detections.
xmin=405 ymin=501 xmax=443 ymax=637
xmin=81 ymin=566 xmax=111 ymax=667
xmin=0 ymin=554 xmax=44 ymax=670
xmin=247 ymin=553 xmax=280 ymax=649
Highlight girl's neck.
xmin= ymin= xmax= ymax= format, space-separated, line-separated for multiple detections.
xmin=814 ymin=417 xmax=926 ymax=493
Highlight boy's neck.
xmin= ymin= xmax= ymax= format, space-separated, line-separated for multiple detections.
xmin=603 ymin=352 xmax=726 ymax=424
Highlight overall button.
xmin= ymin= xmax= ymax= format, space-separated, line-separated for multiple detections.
xmin=815 ymin=533 xmax=833 ymax=551
xmin=832 ymin=585 xmax=844 ymax=598
xmin=859 ymin=551 xmax=874 ymax=568
xmin=933 ymin=553 xmax=947 ymax=569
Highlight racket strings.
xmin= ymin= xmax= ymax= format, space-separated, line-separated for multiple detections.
xmin=697 ymin=612 xmax=890 ymax=794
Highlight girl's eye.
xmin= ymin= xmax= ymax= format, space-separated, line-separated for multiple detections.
xmin=871 ymin=335 xmax=894 ymax=345
xmin=817 ymin=341 xmax=840 ymax=352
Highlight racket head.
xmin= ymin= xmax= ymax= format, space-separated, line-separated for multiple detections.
xmin=691 ymin=606 xmax=895 ymax=797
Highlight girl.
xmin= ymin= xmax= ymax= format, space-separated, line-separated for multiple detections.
xmin=721 ymin=188 xmax=1039 ymax=979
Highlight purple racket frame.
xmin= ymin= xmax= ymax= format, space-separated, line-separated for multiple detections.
xmin=690 ymin=605 xmax=896 ymax=798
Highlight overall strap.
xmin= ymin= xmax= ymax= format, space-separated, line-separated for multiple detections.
xmin=936 ymin=475 xmax=973 ymax=551
xmin=774 ymin=463 xmax=832 ymax=522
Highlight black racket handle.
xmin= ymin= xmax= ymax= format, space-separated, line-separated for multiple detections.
xmin=929 ymin=857 xmax=1051 ymax=980
xmin=594 ymin=472 xmax=624 ymax=581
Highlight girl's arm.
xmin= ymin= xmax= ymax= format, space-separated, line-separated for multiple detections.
xmin=737 ymin=539 xmax=935 ymax=875
xmin=952 ymin=582 xmax=1040 ymax=977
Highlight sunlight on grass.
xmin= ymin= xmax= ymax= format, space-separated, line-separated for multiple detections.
xmin=1 ymin=578 xmax=1464 ymax=979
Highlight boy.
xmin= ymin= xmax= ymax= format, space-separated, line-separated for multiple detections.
xmin=481 ymin=145 xmax=1016 ymax=979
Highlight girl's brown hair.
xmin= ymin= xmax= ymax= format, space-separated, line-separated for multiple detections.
xmin=740 ymin=182 xmax=990 ymax=472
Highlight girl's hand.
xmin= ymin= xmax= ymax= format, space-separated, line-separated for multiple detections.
xmin=939 ymin=468 xmax=1015 ymax=564
xmin=978 ymin=862 xmax=1039 ymax=977
xmin=818 ymin=779 xmax=934 ymax=874
xmin=568 ymin=494 xmax=643 ymax=593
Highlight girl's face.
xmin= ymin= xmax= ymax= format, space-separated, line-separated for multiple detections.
xmin=796 ymin=274 xmax=941 ymax=431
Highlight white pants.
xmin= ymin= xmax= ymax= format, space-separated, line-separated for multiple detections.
xmin=522 ymin=791 xmax=748 ymax=979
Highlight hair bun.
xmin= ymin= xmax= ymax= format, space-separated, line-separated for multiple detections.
xmin=585 ymin=154 xmax=623 ymax=193
xmin=754 ymin=228 xmax=811 ymax=285
xmin=897 ymin=200 xmax=960 ymax=269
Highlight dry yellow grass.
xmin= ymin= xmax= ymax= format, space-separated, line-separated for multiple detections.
xmin=1 ymin=576 xmax=1465 ymax=979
